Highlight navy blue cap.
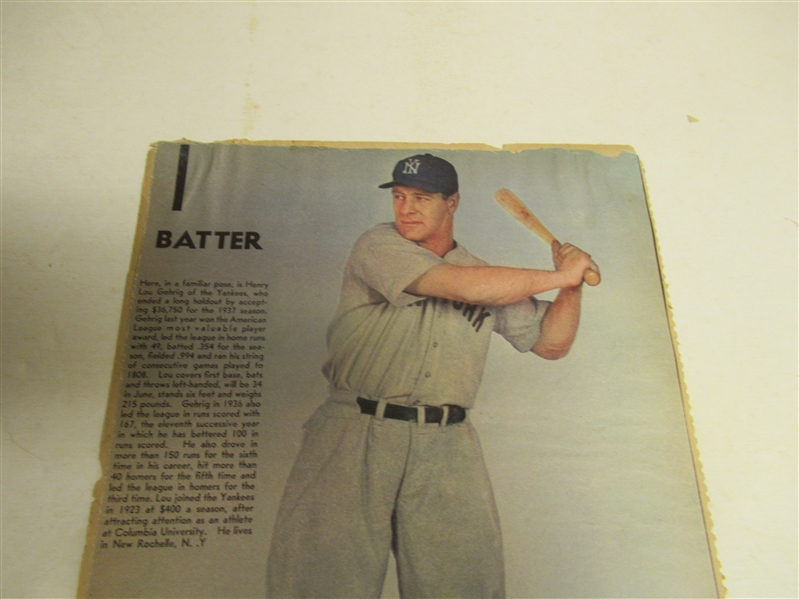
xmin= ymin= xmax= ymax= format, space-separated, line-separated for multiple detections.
xmin=378 ymin=154 xmax=458 ymax=196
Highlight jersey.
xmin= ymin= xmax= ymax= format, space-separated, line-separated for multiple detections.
xmin=321 ymin=222 xmax=550 ymax=409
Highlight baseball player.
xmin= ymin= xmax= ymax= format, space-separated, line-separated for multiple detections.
xmin=266 ymin=154 xmax=595 ymax=599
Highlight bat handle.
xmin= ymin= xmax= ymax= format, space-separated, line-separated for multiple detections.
xmin=583 ymin=268 xmax=601 ymax=286
xmin=552 ymin=238 xmax=601 ymax=286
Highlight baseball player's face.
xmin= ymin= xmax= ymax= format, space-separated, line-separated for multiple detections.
xmin=392 ymin=185 xmax=458 ymax=250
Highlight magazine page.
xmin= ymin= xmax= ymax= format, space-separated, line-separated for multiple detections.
xmin=78 ymin=142 xmax=721 ymax=598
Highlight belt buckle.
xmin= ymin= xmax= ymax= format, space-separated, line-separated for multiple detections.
xmin=421 ymin=404 xmax=449 ymax=428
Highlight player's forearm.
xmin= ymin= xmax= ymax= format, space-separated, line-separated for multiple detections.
xmin=532 ymin=286 xmax=582 ymax=359
xmin=407 ymin=263 xmax=573 ymax=306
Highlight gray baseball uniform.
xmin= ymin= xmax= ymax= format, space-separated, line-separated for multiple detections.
xmin=266 ymin=222 xmax=550 ymax=598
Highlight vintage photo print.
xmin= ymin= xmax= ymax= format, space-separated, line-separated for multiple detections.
xmin=79 ymin=142 xmax=720 ymax=599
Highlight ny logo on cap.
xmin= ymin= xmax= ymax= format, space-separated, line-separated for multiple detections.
xmin=402 ymin=158 xmax=421 ymax=175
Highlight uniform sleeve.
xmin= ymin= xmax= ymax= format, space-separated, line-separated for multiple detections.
xmin=493 ymin=297 xmax=551 ymax=352
xmin=349 ymin=224 xmax=444 ymax=306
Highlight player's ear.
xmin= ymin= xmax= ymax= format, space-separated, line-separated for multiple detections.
xmin=447 ymin=192 xmax=460 ymax=213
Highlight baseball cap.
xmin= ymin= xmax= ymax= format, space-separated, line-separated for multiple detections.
xmin=378 ymin=154 xmax=459 ymax=196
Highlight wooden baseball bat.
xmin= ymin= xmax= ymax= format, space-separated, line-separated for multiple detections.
xmin=494 ymin=188 xmax=601 ymax=286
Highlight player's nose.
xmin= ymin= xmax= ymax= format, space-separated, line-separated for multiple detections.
xmin=400 ymin=198 xmax=418 ymax=214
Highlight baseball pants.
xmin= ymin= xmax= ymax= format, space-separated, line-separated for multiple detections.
xmin=266 ymin=399 xmax=505 ymax=598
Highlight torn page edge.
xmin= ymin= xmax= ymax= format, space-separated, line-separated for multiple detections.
xmin=639 ymin=157 xmax=727 ymax=599
xmin=172 ymin=138 xmax=635 ymax=158
xmin=76 ymin=146 xmax=158 ymax=599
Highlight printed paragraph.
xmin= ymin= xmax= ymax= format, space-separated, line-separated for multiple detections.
xmin=98 ymin=278 xmax=269 ymax=550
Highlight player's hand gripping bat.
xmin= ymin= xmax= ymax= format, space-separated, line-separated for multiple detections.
xmin=494 ymin=188 xmax=601 ymax=286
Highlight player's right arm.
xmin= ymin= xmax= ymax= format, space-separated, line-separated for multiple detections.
xmin=406 ymin=242 xmax=594 ymax=306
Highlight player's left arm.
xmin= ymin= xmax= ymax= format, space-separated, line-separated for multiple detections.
xmin=531 ymin=241 xmax=585 ymax=360
xmin=532 ymin=285 xmax=581 ymax=360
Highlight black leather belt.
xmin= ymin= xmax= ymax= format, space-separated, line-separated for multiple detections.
xmin=357 ymin=397 xmax=466 ymax=426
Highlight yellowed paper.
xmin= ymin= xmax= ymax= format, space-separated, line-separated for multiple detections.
xmin=79 ymin=141 xmax=722 ymax=598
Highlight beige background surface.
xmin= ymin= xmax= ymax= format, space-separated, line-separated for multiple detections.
xmin=2 ymin=3 xmax=796 ymax=598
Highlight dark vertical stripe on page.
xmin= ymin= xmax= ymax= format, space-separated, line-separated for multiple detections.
xmin=172 ymin=144 xmax=190 ymax=211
